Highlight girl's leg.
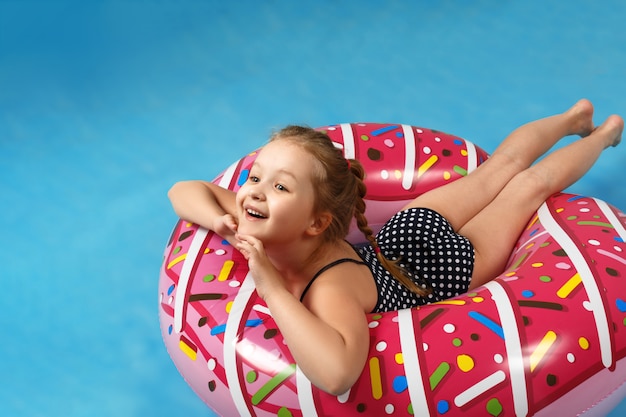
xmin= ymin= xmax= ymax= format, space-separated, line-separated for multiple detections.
xmin=462 ymin=115 xmax=624 ymax=289
xmin=404 ymin=99 xmax=595 ymax=231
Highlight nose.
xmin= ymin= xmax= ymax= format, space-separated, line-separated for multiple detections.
xmin=249 ymin=187 xmax=265 ymax=201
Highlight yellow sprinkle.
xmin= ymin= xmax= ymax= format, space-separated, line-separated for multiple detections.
xmin=418 ymin=155 xmax=439 ymax=177
xmin=530 ymin=330 xmax=557 ymax=372
xmin=394 ymin=169 xmax=402 ymax=179
xmin=579 ymin=337 xmax=590 ymax=350
xmin=505 ymin=271 xmax=516 ymax=277
xmin=395 ymin=353 xmax=404 ymax=364
xmin=204 ymin=247 xmax=211 ymax=254
xmin=525 ymin=242 xmax=535 ymax=250
xmin=443 ymin=171 xmax=451 ymax=180
xmin=556 ymin=207 xmax=564 ymax=213
xmin=167 ymin=254 xmax=187 ymax=270
xmin=457 ymin=354 xmax=474 ymax=372
xmin=526 ymin=215 xmax=539 ymax=229
xmin=436 ymin=300 xmax=466 ymax=306
xmin=179 ymin=340 xmax=197 ymax=361
xmin=557 ymin=273 xmax=582 ymax=299
xmin=218 ymin=260 xmax=235 ymax=281
xmin=186 ymin=222 xmax=192 ymax=227
xmin=472 ymin=297 xmax=484 ymax=303
xmin=225 ymin=301 xmax=233 ymax=313
xmin=461 ymin=149 xmax=468 ymax=156
xmin=531 ymin=262 xmax=544 ymax=268
xmin=369 ymin=357 xmax=383 ymax=400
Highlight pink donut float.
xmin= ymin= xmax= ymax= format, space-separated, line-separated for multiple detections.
xmin=159 ymin=123 xmax=626 ymax=416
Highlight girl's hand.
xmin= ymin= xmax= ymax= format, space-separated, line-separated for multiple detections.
xmin=235 ymin=233 xmax=283 ymax=300
xmin=212 ymin=214 xmax=239 ymax=246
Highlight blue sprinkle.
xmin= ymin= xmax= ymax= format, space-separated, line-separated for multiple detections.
xmin=395 ymin=131 xmax=404 ymax=138
xmin=615 ymin=236 xmax=625 ymax=243
xmin=168 ymin=324 xmax=173 ymax=335
xmin=237 ymin=169 xmax=250 ymax=186
xmin=616 ymin=299 xmax=626 ymax=313
xmin=468 ymin=311 xmax=504 ymax=339
xmin=245 ymin=319 xmax=263 ymax=328
xmin=371 ymin=125 xmax=399 ymax=136
xmin=437 ymin=400 xmax=450 ymax=414
xmin=222 ymin=239 xmax=230 ymax=246
xmin=167 ymin=284 xmax=175 ymax=296
xmin=211 ymin=324 xmax=227 ymax=335
xmin=522 ymin=290 xmax=534 ymax=298
xmin=392 ymin=375 xmax=408 ymax=393
xmin=453 ymin=139 xmax=463 ymax=146
xmin=529 ymin=228 xmax=539 ymax=237
xmin=567 ymin=195 xmax=586 ymax=202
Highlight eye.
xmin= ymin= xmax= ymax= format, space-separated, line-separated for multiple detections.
xmin=275 ymin=183 xmax=288 ymax=192
xmin=248 ymin=175 xmax=260 ymax=183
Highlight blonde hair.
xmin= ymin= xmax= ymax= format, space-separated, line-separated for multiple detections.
xmin=270 ymin=125 xmax=429 ymax=296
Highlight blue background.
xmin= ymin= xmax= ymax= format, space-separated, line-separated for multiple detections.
xmin=1 ymin=1 xmax=626 ymax=416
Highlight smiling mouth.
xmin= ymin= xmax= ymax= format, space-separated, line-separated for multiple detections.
xmin=246 ymin=208 xmax=267 ymax=219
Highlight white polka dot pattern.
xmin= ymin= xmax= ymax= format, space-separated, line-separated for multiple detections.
xmin=357 ymin=207 xmax=474 ymax=312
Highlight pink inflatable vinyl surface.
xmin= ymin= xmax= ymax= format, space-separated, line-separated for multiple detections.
xmin=159 ymin=123 xmax=626 ymax=416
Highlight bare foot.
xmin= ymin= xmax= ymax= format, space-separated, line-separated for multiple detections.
xmin=566 ymin=99 xmax=595 ymax=137
xmin=593 ymin=114 xmax=624 ymax=148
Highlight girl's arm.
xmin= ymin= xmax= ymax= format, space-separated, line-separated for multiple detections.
xmin=168 ymin=180 xmax=238 ymax=243
xmin=236 ymin=234 xmax=371 ymax=395
xmin=266 ymin=277 xmax=371 ymax=395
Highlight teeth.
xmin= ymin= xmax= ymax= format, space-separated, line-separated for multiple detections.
xmin=246 ymin=209 xmax=266 ymax=218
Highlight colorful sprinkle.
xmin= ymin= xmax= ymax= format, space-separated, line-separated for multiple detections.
xmin=251 ymin=364 xmax=297 ymax=405
xmin=246 ymin=370 xmax=258 ymax=383
xmin=437 ymin=400 xmax=450 ymax=414
xmin=579 ymin=337 xmax=590 ymax=350
xmin=237 ymin=169 xmax=249 ymax=186
xmin=455 ymin=371 xmax=506 ymax=407
xmin=530 ymin=330 xmax=557 ymax=372
xmin=167 ymin=253 xmax=187 ymax=269
xmin=468 ymin=311 xmax=504 ymax=339
xmin=369 ymin=357 xmax=383 ymax=399
xmin=617 ymin=299 xmax=626 ymax=312
xmin=430 ymin=362 xmax=450 ymax=390
xmin=392 ymin=375 xmax=408 ymax=393
xmin=597 ymin=249 xmax=626 ymax=265
xmin=577 ymin=221 xmax=614 ymax=227
xmin=518 ymin=300 xmax=564 ymax=310
xmin=453 ymin=165 xmax=467 ymax=176
xmin=218 ymin=260 xmax=234 ymax=281
xmin=457 ymin=354 xmax=475 ymax=372
xmin=189 ymin=293 xmax=226 ymax=302
xmin=179 ymin=335 xmax=197 ymax=361
xmin=486 ymin=398 xmax=503 ymax=416
xmin=277 ymin=407 xmax=293 ymax=417
xmin=418 ymin=155 xmax=438 ymax=177
xmin=371 ymin=125 xmax=399 ymax=136
xmin=178 ymin=230 xmax=194 ymax=241
xmin=557 ymin=273 xmax=582 ymax=298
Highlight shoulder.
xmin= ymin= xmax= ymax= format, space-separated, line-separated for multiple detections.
xmin=303 ymin=260 xmax=377 ymax=315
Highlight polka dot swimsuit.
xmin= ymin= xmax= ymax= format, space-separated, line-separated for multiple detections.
xmin=356 ymin=207 xmax=475 ymax=313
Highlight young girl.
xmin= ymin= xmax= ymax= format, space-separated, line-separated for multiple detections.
xmin=168 ymin=99 xmax=623 ymax=395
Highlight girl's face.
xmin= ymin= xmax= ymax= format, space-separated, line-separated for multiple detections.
xmin=235 ymin=139 xmax=322 ymax=245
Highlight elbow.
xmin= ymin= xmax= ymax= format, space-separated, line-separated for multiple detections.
xmin=317 ymin=373 xmax=358 ymax=397
xmin=324 ymin=383 xmax=353 ymax=398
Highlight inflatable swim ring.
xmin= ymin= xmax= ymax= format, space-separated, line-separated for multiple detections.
xmin=159 ymin=123 xmax=626 ymax=416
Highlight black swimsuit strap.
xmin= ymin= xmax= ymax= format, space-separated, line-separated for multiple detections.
xmin=299 ymin=258 xmax=368 ymax=302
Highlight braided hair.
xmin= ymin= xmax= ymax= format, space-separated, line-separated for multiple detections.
xmin=270 ymin=125 xmax=430 ymax=297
